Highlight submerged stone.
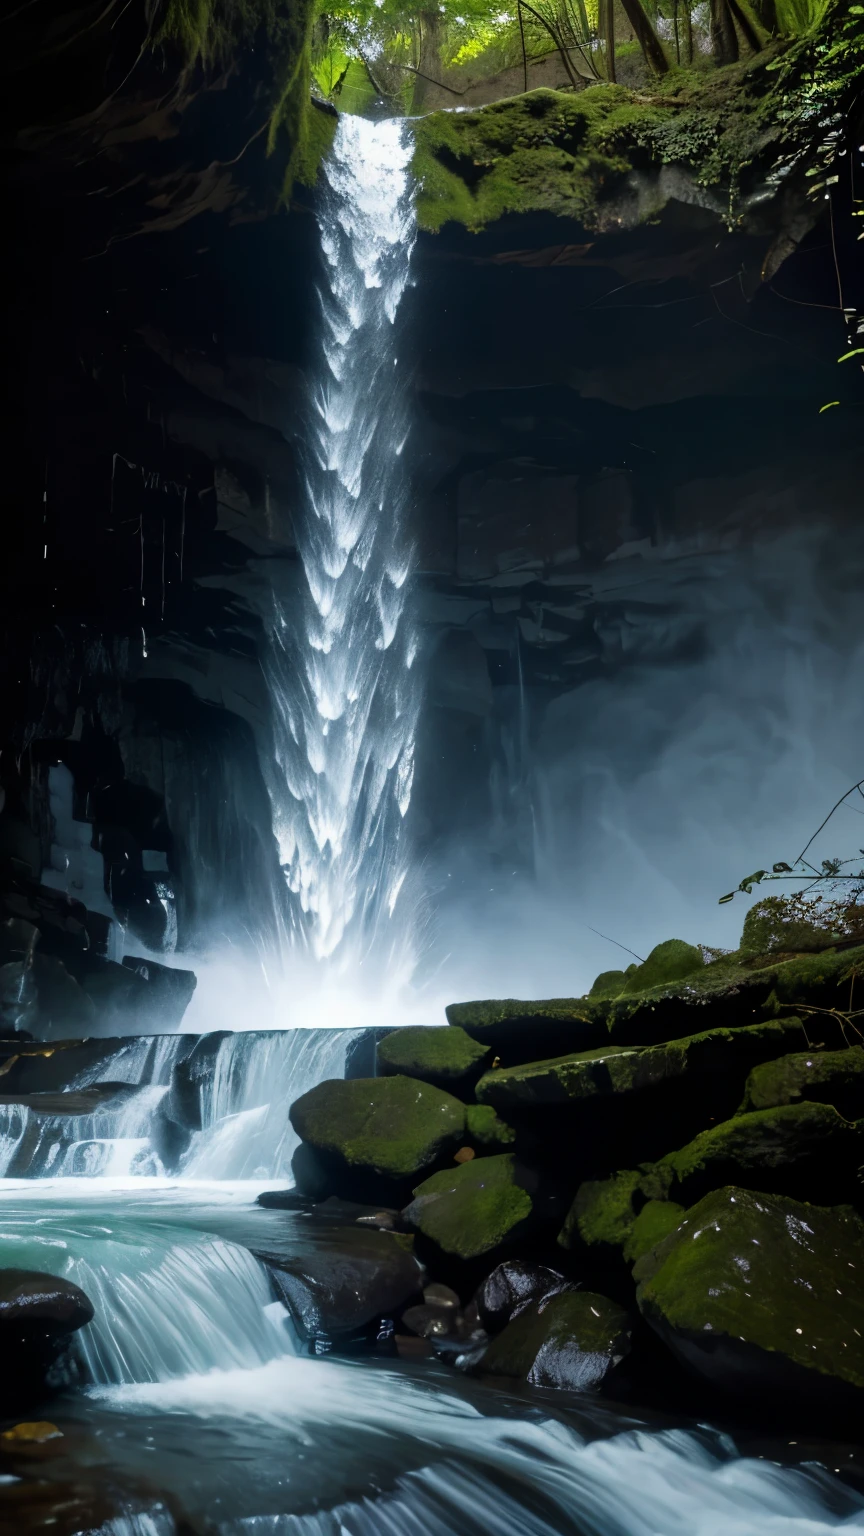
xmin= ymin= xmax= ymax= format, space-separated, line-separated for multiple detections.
xmin=0 ymin=1267 xmax=95 ymax=1412
xmin=635 ymin=1186 xmax=864 ymax=1408
xmin=377 ymin=1025 xmax=491 ymax=1096
xmin=290 ymin=1076 xmax=466 ymax=1194
xmin=403 ymin=1153 xmax=535 ymax=1262
xmin=741 ymin=1046 xmax=864 ymax=1120
xmin=644 ymin=1100 xmax=864 ymax=1205
xmin=480 ymin=1289 xmax=632 ymax=1393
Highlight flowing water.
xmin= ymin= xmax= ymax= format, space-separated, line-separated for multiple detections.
xmin=264 ymin=114 xmax=419 ymax=975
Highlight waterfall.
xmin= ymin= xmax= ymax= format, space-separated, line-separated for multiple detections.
xmin=181 ymin=1028 xmax=360 ymax=1180
xmin=265 ymin=115 xmax=419 ymax=975
xmin=0 ymin=1203 xmax=289 ymax=1382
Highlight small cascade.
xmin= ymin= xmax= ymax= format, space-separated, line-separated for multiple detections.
xmin=183 ymin=1028 xmax=362 ymax=1180
xmin=0 ymin=1204 xmax=289 ymax=1383
xmin=0 ymin=1085 xmax=169 ymax=1178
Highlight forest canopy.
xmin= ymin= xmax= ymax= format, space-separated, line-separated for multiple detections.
xmin=310 ymin=0 xmax=832 ymax=113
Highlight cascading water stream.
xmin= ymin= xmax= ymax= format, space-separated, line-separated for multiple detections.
xmin=265 ymin=115 xmax=419 ymax=976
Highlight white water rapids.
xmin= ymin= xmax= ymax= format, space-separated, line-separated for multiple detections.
xmin=265 ymin=114 xmax=418 ymax=975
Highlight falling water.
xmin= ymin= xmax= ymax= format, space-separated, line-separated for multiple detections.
xmin=265 ymin=115 xmax=419 ymax=973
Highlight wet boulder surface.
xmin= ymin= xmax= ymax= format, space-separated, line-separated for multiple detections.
xmin=266 ymin=1225 xmax=425 ymax=1345
xmin=475 ymin=1259 xmax=573 ymax=1329
xmin=481 ymin=1290 xmax=632 ymax=1393
xmin=741 ymin=1045 xmax=864 ymax=1119
xmin=634 ymin=1187 xmax=864 ymax=1412
xmin=0 ymin=1269 xmax=94 ymax=1411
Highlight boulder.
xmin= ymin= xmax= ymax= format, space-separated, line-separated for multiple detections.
xmin=266 ymin=1226 xmax=424 ymax=1343
xmin=0 ymin=1268 xmax=94 ymax=1411
xmin=588 ymin=968 xmax=630 ymax=999
xmin=289 ymin=1076 xmax=466 ymax=1200
xmin=558 ymin=1170 xmax=643 ymax=1256
xmin=619 ymin=939 xmax=705 ymax=995
xmin=635 ymin=1187 xmax=864 ymax=1411
xmin=464 ymin=1103 xmax=516 ymax=1151
xmin=642 ymin=1101 xmax=864 ymax=1205
xmin=741 ymin=1046 xmax=864 ymax=1120
xmin=481 ymin=1290 xmax=632 ymax=1392
xmin=475 ymin=1259 xmax=572 ymax=1330
xmin=444 ymin=998 xmax=606 ymax=1064
xmin=403 ymin=1153 xmax=535 ymax=1263
xmin=377 ymin=1025 xmax=492 ymax=1097
xmin=476 ymin=1019 xmax=810 ymax=1110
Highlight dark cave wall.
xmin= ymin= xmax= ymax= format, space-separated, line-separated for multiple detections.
xmin=2 ymin=25 xmax=863 ymax=990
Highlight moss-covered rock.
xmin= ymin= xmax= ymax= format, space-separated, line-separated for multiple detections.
xmin=412 ymin=7 xmax=864 ymax=235
xmin=740 ymin=896 xmax=843 ymax=958
xmin=481 ymin=1289 xmax=632 ymax=1393
xmin=476 ymin=1018 xmax=809 ymax=1110
xmin=377 ymin=1025 xmax=491 ymax=1097
xmin=620 ymin=939 xmax=705 ymax=995
xmin=643 ymin=1101 xmax=864 ymax=1205
xmin=623 ymin=1199 xmax=686 ymax=1265
xmin=445 ymin=997 xmax=606 ymax=1063
xmin=635 ymin=1186 xmax=864 ymax=1409
xmin=403 ymin=1153 xmax=534 ymax=1262
xmin=465 ymin=1103 xmax=516 ymax=1151
xmin=558 ymin=1169 xmax=643 ymax=1255
xmin=588 ymin=968 xmax=630 ymax=999
xmin=741 ymin=1046 xmax=864 ymax=1121
xmin=289 ymin=1077 xmax=465 ymax=1197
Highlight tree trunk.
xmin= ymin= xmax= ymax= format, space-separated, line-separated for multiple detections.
xmin=710 ymin=0 xmax=739 ymax=63
xmin=413 ymin=9 xmax=444 ymax=110
xmin=727 ymin=0 xmax=763 ymax=51
xmin=618 ymin=0 xmax=669 ymax=74
xmin=601 ymin=0 xmax=616 ymax=80
xmin=752 ymin=0 xmax=778 ymax=29
xmin=683 ymin=3 xmax=693 ymax=62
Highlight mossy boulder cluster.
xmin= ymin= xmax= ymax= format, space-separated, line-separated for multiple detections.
xmin=289 ymin=934 xmax=864 ymax=1419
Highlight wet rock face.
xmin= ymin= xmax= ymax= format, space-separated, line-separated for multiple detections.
xmin=0 ymin=1269 xmax=94 ymax=1412
xmin=481 ymin=1290 xmax=632 ymax=1393
xmin=267 ymin=1226 xmax=424 ymax=1345
xmin=475 ymin=1259 xmax=571 ymax=1330
xmin=634 ymin=1187 xmax=864 ymax=1410
xmin=741 ymin=1046 xmax=864 ymax=1120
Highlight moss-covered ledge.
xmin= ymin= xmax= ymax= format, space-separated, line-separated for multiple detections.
xmin=411 ymin=1 xmax=863 ymax=235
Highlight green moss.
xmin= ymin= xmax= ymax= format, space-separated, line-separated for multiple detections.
xmin=289 ymin=1075 xmax=465 ymax=1180
xmin=403 ymin=1153 xmax=533 ymax=1260
xmin=558 ymin=1169 xmax=643 ymax=1253
xmin=377 ymin=1025 xmax=491 ymax=1092
xmin=635 ymin=1186 xmax=864 ymax=1394
xmin=412 ymin=3 xmax=863 ymax=234
xmin=412 ymin=85 xmax=668 ymax=234
xmin=623 ymin=1199 xmax=686 ymax=1265
xmin=742 ymin=1046 xmax=864 ymax=1119
xmin=481 ymin=1290 xmax=631 ymax=1388
xmin=649 ymin=1100 xmax=864 ymax=1203
xmin=444 ymin=997 xmax=606 ymax=1061
xmin=740 ymin=896 xmax=843 ymax=957
xmin=589 ymin=969 xmax=629 ymax=999
xmin=465 ymin=1103 xmax=516 ymax=1150
xmin=620 ymin=939 xmax=705 ymax=995
xmin=476 ymin=1018 xmax=809 ymax=1109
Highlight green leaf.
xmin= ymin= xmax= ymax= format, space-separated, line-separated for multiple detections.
xmin=739 ymin=870 xmax=768 ymax=894
xmin=819 ymin=401 xmax=840 ymax=413
xmin=837 ymin=349 xmax=864 ymax=362
xmin=719 ymin=892 xmax=736 ymax=904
